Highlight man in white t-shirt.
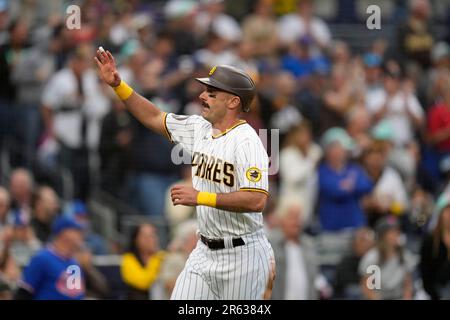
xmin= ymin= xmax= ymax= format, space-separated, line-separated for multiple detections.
xmin=277 ymin=0 xmax=331 ymax=56
xmin=41 ymin=45 xmax=109 ymax=199
xmin=366 ymin=67 xmax=424 ymax=147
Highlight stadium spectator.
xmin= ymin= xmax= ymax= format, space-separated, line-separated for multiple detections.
xmin=10 ymin=20 xmax=58 ymax=168
xmin=41 ymin=44 xmax=109 ymax=200
xmin=425 ymin=42 xmax=450 ymax=106
xmin=74 ymin=246 xmax=110 ymax=299
xmin=320 ymin=65 xmax=361 ymax=134
xmin=30 ymin=186 xmax=59 ymax=243
xmin=318 ymin=127 xmax=373 ymax=232
xmin=269 ymin=197 xmax=319 ymax=300
xmin=0 ymin=186 xmax=12 ymax=233
xmin=317 ymin=128 xmax=373 ymax=264
xmin=420 ymin=192 xmax=450 ymax=299
xmin=0 ymin=19 xmax=30 ymax=164
xmin=268 ymin=71 xmax=303 ymax=139
xmin=69 ymin=200 xmax=109 ymax=255
xmin=345 ymin=108 xmax=372 ymax=156
xmin=279 ymin=121 xmax=322 ymax=225
xmin=0 ymin=243 xmax=21 ymax=299
xmin=9 ymin=209 xmax=41 ymax=267
xmin=241 ymin=0 xmax=279 ymax=57
xmin=99 ymin=97 xmax=133 ymax=198
xmin=120 ymin=223 xmax=166 ymax=300
xmin=296 ymin=64 xmax=328 ymax=138
xmin=126 ymin=115 xmax=181 ymax=217
xmin=372 ymin=63 xmax=424 ymax=148
xmin=15 ymin=216 xmax=86 ymax=300
xmin=363 ymin=52 xmax=384 ymax=93
xmin=330 ymin=41 xmax=352 ymax=71
xmin=359 ymin=216 xmax=416 ymax=300
xmin=164 ymin=0 xmax=200 ymax=56
xmin=281 ymin=36 xmax=324 ymax=80
xmin=361 ymin=142 xmax=409 ymax=227
xmin=397 ymin=0 xmax=434 ymax=70
xmin=194 ymin=31 xmax=237 ymax=69
xmin=195 ymin=0 xmax=242 ymax=44
xmin=333 ymin=227 xmax=375 ymax=299
xmin=277 ymin=0 xmax=331 ymax=56
xmin=427 ymin=79 xmax=450 ymax=155
xmin=8 ymin=168 xmax=34 ymax=213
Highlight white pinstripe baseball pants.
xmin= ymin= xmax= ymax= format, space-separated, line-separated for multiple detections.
xmin=170 ymin=229 xmax=274 ymax=300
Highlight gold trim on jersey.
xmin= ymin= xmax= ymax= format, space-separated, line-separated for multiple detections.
xmin=239 ymin=188 xmax=269 ymax=196
xmin=162 ymin=112 xmax=173 ymax=142
xmin=212 ymin=120 xmax=247 ymax=139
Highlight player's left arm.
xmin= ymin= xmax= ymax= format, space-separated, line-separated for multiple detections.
xmin=171 ymin=136 xmax=269 ymax=213
xmin=170 ymin=186 xmax=267 ymax=213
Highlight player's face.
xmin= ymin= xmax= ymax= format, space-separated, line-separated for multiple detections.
xmin=199 ymin=87 xmax=233 ymax=124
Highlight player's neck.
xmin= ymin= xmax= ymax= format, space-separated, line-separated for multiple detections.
xmin=211 ymin=117 xmax=244 ymax=136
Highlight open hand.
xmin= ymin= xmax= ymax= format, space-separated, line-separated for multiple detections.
xmin=94 ymin=48 xmax=121 ymax=87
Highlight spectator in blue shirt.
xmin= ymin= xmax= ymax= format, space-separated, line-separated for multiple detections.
xmin=14 ymin=216 xmax=86 ymax=300
xmin=281 ymin=36 xmax=329 ymax=80
xmin=318 ymin=127 xmax=374 ymax=232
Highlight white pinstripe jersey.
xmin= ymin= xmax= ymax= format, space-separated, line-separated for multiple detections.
xmin=164 ymin=113 xmax=269 ymax=238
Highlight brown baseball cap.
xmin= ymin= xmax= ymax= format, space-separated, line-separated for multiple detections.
xmin=196 ymin=65 xmax=256 ymax=112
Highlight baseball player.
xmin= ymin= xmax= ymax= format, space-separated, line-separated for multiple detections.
xmin=95 ymin=48 xmax=275 ymax=300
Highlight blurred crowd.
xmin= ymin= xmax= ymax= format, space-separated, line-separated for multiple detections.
xmin=1 ymin=0 xmax=450 ymax=300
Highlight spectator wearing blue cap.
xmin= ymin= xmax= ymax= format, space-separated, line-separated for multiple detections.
xmin=420 ymin=192 xmax=450 ymax=299
xmin=363 ymin=53 xmax=384 ymax=115
xmin=14 ymin=216 xmax=86 ymax=300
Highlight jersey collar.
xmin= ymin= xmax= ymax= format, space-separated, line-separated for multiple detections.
xmin=211 ymin=120 xmax=247 ymax=139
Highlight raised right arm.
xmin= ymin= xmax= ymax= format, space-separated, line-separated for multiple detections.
xmin=94 ymin=48 xmax=167 ymax=136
